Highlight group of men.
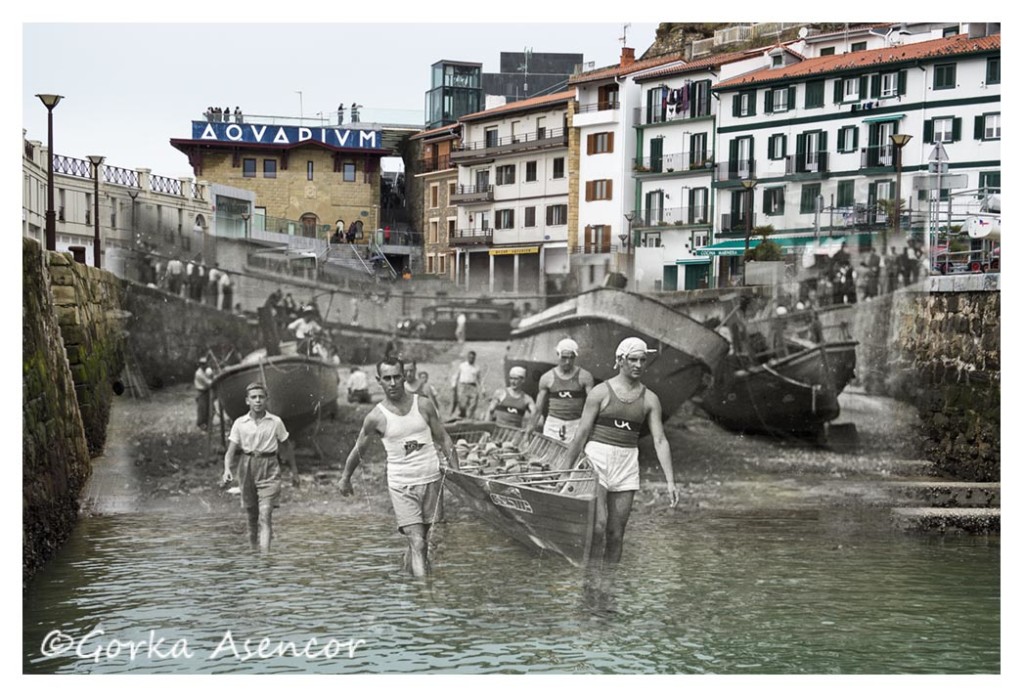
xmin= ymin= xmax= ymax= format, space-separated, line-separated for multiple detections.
xmin=222 ymin=335 xmax=676 ymax=574
xmin=162 ymin=257 xmax=233 ymax=310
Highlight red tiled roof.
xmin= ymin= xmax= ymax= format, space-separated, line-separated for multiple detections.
xmin=634 ymin=49 xmax=757 ymax=82
xmin=715 ymin=32 xmax=1000 ymax=90
xmin=569 ymin=52 xmax=684 ymax=85
xmin=459 ymin=90 xmax=575 ymax=122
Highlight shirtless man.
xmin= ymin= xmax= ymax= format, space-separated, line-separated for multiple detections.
xmin=533 ymin=337 xmax=594 ymax=442
xmin=563 ymin=337 xmax=678 ymax=565
xmin=339 ymin=357 xmax=459 ymax=577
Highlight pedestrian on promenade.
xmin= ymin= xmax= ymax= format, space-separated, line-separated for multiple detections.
xmin=193 ymin=357 xmax=213 ymax=429
xmin=533 ymin=337 xmax=595 ymax=442
xmin=451 ymin=350 xmax=482 ymax=419
xmin=222 ymin=382 xmax=298 ymax=553
xmin=563 ymin=337 xmax=678 ymax=566
xmin=339 ymin=357 xmax=459 ymax=577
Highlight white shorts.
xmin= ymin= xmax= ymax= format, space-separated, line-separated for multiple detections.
xmin=543 ymin=416 xmax=580 ymax=443
xmin=584 ymin=441 xmax=640 ymax=492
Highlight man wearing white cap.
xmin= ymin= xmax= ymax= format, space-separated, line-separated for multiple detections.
xmin=486 ymin=366 xmax=535 ymax=428
xmin=563 ymin=337 xmax=678 ymax=565
xmin=533 ymin=337 xmax=595 ymax=442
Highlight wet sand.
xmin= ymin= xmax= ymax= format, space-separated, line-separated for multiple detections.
xmin=83 ymin=339 xmax=933 ymax=521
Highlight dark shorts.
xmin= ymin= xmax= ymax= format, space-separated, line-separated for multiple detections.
xmin=238 ymin=453 xmax=282 ymax=510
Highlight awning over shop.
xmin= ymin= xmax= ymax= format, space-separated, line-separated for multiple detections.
xmin=674 ymin=257 xmax=710 ymax=265
xmin=695 ymin=235 xmax=847 ymax=257
xmin=862 ymin=113 xmax=906 ymax=123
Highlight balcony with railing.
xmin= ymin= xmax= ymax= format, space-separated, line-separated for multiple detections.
xmin=450 ymin=184 xmax=494 ymax=204
xmin=785 ymin=152 xmax=830 ymax=177
xmin=861 ymin=144 xmax=894 ymax=169
xmin=451 ymin=127 xmax=568 ymax=165
xmin=572 ymin=101 xmax=621 ymax=128
xmin=417 ymin=154 xmax=454 ymax=174
xmin=715 ymin=160 xmax=757 ymax=183
xmin=633 ymin=150 xmax=713 ymax=176
xmin=632 ymin=206 xmax=711 ymax=228
xmin=720 ymin=212 xmax=754 ymax=234
xmin=449 ymin=227 xmax=494 ymax=246
xmin=634 ymin=101 xmax=713 ymax=126
xmin=570 ymin=243 xmax=622 ymax=256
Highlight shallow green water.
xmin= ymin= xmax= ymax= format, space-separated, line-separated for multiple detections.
xmin=23 ymin=506 xmax=999 ymax=674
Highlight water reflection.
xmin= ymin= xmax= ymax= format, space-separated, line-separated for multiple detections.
xmin=23 ymin=508 xmax=999 ymax=674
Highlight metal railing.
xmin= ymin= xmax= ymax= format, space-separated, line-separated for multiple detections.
xmin=633 ymin=151 xmax=713 ymax=174
xmin=785 ymin=152 xmax=830 ymax=175
xmin=632 ymin=206 xmax=710 ymax=227
xmin=720 ymin=212 xmax=754 ymax=234
xmin=455 ymin=127 xmax=567 ymax=153
xmin=570 ymin=244 xmax=622 ymax=255
xmin=861 ymin=144 xmax=894 ymax=168
xmin=715 ymin=160 xmax=757 ymax=182
xmin=450 ymin=228 xmax=494 ymax=245
xmin=150 ymin=174 xmax=182 ymax=196
xmin=106 ymin=165 xmax=140 ymax=188
xmin=635 ymin=100 xmax=713 ymax=125
xmin=417 ymin=154 xmax=453 ymax=173
xmin=575 ymin=102 xmax=620 ymax=114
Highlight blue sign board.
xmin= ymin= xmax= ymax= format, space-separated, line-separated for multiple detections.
xmin=191 ymin=121 xmax=382 ymax=150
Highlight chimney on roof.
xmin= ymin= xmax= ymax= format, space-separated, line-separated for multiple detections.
xmin=620 ymin=47 xmax=635 ymax=67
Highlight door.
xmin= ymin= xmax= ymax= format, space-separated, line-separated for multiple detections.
xmin=663 ymin=265 xmax=678 ymax=292
xmin=650 ymin=137 xmax=664 ymax=174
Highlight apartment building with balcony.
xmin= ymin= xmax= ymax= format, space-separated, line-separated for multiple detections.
xmin=449 ymin=90 xmax=574 ymax=295
xmin=409 ymin=124 xmax=461 ymax=278
xmin=568 ymin=47 xmax=684 ymax=292
xmin=630 ymin=49 xmax=766 ymax=291
xmin=707 ymin=27 xmax=1000 ymax=286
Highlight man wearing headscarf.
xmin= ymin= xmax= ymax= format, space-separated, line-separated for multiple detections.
xmin=485 ymin=365 xmax=535 ymax=429
xmin=533 ymin=337 xmax=594 ymax=442
xmin=563 ymin=337 xmax=678 ymax=565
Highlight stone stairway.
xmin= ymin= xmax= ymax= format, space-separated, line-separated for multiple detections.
xmin=324 ymin=243 xmax=374 ymax=276
xmin=889 ymin=481 xmax=1000 ymax=533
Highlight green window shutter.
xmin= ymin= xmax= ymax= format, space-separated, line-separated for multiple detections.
xmin=923 ymin=120 xmax=934 ymax=144
xmin=859 ymin=75 xmax=868 ymax=99
xmin=732 ymin=94 xmax=740 ymax=117
xmin=833 ymin=79 xmax=843 ymax=103
xmin=975 ymin=115 xmax=984 ymax=140
xmin=952 ymin=117 xmax=962 ymax=142
xmin=763 ymin=189 xmax=771 ymax=214
xmin=868 ymin=182 xmax=878 ymax=207
xmin=767 ymin=137 xmax=775 ymax=160
xmin=870 ymin=74 xmax=880 ymax=98
xmin=787 ymin=86 xmax=796 ymax=110
xmin=819 ymin=132 xmax=828 ymax=155
xmin=898 ymin=70 xmax=907 ymax=95
xmin=868 ymin=123 xmax=880 ymax=147
xmin=764 ymin=90 xmax=773 ymax=114
xmin=796 ymin=133 xmax=806 ymax=160
xmin=781 ymin=135 xmax=787 ymax=158
xmin=852 ymin=127 xmax=859 ymax=151
xmin=728 ymin=139 xmax=738 ymax=168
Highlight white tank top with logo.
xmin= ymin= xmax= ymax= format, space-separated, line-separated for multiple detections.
xmin=378 ymin=395 xmax=441 ymax=487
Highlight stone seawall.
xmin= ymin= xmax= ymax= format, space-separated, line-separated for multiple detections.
xmin=23 ymin=238 xmax=126 ymax=580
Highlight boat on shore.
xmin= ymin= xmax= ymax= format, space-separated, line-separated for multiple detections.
xmin=442 ymin=421 xmax=596 ymax=567
xmin=505 ymin=288 xmax=729 ymax=417
xmin=211 ymin=343 xmax=340 ymax=433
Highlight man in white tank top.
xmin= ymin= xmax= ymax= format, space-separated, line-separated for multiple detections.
xmin=339 ymin=357 xmax=459 ymax=577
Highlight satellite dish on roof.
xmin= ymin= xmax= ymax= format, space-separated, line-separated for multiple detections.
xmin=798 ymin=27 xmax=808 ymax=39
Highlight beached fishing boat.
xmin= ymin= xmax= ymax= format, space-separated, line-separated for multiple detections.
xmin=506 ymin=287 xmax=729 ymax=417
xmin=442 ymin=421 xmax=596 ymax=567
xmin=211 ymin=345 xmax=340 ymax=433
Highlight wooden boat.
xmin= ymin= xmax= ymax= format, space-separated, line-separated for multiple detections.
xmin=441 ymin=421 xmax=597 ymax=567
xmin=694 ymin=305 xmax=858 ymax=435
xmin=211 ymin=343 xmax=340 ymax=433
xmin=505 ymin=287 xmax=730 ymax=417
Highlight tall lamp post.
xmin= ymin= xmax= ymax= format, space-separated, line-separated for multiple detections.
xmin=741 ymin=178 xmax=757 ymax=250
xmin=87 ymin=155 xmax=105 ymax=268
xmin=622 ymin=211 xmax=635 ymax=289
xmin=241 ymin=211 xmax=251 ymax=239
xmin=889 ymin=133 xmax=913 ymax=256
xmin=36 ymin=93 xmax=63 ymax=251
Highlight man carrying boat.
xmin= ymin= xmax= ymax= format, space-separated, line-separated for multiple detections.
xmin=485 ymin=366 xmax=536 ymax=428
xmin=532 ymin=338 xmax=595 ymax=442
xmin=339 ymin=357 xmax=460 ymax=577
xmin=563 ymin=337 xmax=678 ymax=565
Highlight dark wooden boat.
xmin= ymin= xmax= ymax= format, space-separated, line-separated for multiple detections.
xmin=442 ymin=421 xmax=597 ymax=567
xmin=505 ymin=287 xmax=729 ymax=417
xmin=211 ymin=346 xmax=340 ymax=433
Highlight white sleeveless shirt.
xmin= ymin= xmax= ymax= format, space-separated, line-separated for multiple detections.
xmin=378 ymin=395 xmax=441 ymax=487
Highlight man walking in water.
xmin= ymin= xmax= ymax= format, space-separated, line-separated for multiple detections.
xmin=485 ymin=366 xmax=536 ymax=428
xmin=222 ymin=382 xmax=298 ymax=553
xmin=563 ymin=337 xmax=678 ymax=565
xmin=339 ymin=357 xmax=459 ymax=577
xmin=533 ymin=337 xmax=595 ymax=442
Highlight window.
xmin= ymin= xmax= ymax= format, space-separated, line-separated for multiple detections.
xmin=546 ymin=205 xmax=568 ymax=226
xmin=525 ymin=161 xmax=537 ymax=182
xmin=800 ymin=183 xmax=822 ymax=214
xmin=552 ymin=157 xmax=565 ymax=179
xmin=880 ymin=72 xmax=899 ymax=98
xmin=85 ymin=193 xmax=92 ymax=225
xmin=429 ymin=220 xmax=438 ymax=244
xmin=843 ymin=77 xmax=861 ymax=101
xmin=926 ymin=116 xmax=959 ymax=144
xmin=343 ymin=163 xmax=356 ymax=182
xmin=485 ymin=128 xmax=498 ymax=147
xmin=978 ymin=171 xmax=1000 ymax=195
xmin=583 ymin=225 xmax=611 ymax=253
xmin=588 ymin=132 xmax=614 ymax=154
xmin=838 ymin=126 xmax=859 ymax=153
xmin=536 ymin=117 xmax=546 ymax=139
xmin=772 ymin=55 xmax=783 ymax=67
xmin=585 ymin=179 xmax=613 ymax=201
xmin=986 ymin=57 xmax=1000 ymax=85
xmin=820 ymin=47 xmax=835 ymax=56
xmin=766 ymin=86 xmax=793 ymax=113
xmin=802 ymin=130 xmax=825 ymax=168
xmin=263 ymin=159 xmax=277 ymax=178
xmin=430 ymin=184 xmax=439 ymax=208
xmin=975 ymin=113 xmax=1000 ymax=140
xmin=942 ymin=25 xmax=958 ymax=37
xmin=524 ymin=207 xmax=536 ymax=227
xmin=763 ymin=187 xmax=785 ymax=216
xmin=934 ymin=63 xmax=956 ymax=90
xmin=837 ymin=180 xmax=856 ymax=208
xmin=448 ymin=182 xmax=456 ymax=198
xmin=496 ymin=165 xmax=515 ymax=185
xmin=243 ymin=158 xmax=256 ymax=178
xmin=495 ymin=209 xmax=515 ymax=229
xmin=851 ymin=41 xmax=867 ymax=52
xmin=729 ymin=136 xmax=754 ymax=178
xmin=733 ymin=90 xmax=757 ymax=117
xmin=426 ymin=255 xmax=435 ymax=274
xmin=805 ymin=80 xmax=825 ymax=109
xmin=689 ymin=188 xmax=709 ymax=224
xmin=768 ymin=134 xmax=787 ymax=160
xmin=447 ymin=218 xmax=456 ymax=240
xmin=439 ymin=254 xmax=446 ymax=275
xmin=307 ymin=161 xmax=314 ymax=181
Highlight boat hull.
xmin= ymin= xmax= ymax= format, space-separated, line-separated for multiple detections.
xmin=212 ymin=355 xmax=340 ymax=433
xmin=442 ymin=421 xmax=596 ymax=567
xmin=506 ymin=288 xmax=729 ymax=416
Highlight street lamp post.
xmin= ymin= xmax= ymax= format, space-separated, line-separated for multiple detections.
xmin=241 ymin=211 xmax=251 ymax=239
xmin=622 ymin=211 xmax=636 ymax=289
xmin=36 ymin=93 xmax=63 ymax=251
xmin=741 ymin=179 xmax=757 ymax=250
xmin=889 ymin=133 xmax=913 ymax=256
xmin=87 ymin=155 xmax=105 ymax=268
